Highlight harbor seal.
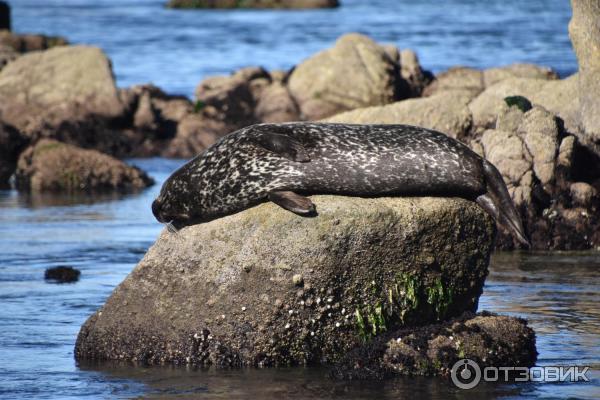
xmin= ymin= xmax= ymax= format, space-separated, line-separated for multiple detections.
xmin=152 ymin=123 xmax=529 ymax=246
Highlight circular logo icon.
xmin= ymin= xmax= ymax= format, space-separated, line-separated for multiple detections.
xmin=451 ymin=358 xmax=481 ymax=389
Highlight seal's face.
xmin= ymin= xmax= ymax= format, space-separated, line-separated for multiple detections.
xmin=151 ymin=169 xmax=197 ymax=225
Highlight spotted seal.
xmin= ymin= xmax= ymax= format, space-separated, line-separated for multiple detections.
xmin=152 ymin=123 xmax=529 ymax=246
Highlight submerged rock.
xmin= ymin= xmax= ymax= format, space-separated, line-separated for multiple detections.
xmin=331 ymin=311 xmax=536 ymax=380
xmin=45 ymin=266 xmax=81 ymax=283
xmin=16 ymin=139 xmax=153 ymax=192
xmin=167 ymin=0 xmax=339 ymax=8
xmin=76 ymin=196 xmax=495 ymax=366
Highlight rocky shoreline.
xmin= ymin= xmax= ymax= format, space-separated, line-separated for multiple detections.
xmin=1 ymin=0 xmax=599 ymax=253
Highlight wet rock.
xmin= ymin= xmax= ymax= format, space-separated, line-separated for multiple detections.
xmin=45 ymin=266 xmax=81 ymax=283
xmin=325 ymin=91 xmax=473 ymax=140
xmin=0 ymin=1 xmax=9 ymax=31
xmin=569 ymin=0 xmax=600 ymax=156
xmin=16 ymin=139 xmax=153 ymax=192
xmin=331 ymin=312 xmax=536 ymax=380
xmin=0 ymin=122 xmax=28 ymax=188
xmin=167 ymin=0 xmax=339 ymax=8
xmin=288 ymin=34 xmax=404 ymax=120
xmin=75 ymin=196 xmax=495 ymax=366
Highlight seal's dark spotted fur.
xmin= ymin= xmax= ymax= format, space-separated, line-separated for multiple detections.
xmin=152 ymin=122 xmax=529 ymax=246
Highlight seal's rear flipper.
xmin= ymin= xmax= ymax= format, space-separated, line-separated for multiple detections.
xmin=269 ymin=191 xmax=316 ymax=215
xmin=252 ymin=133 xmax=311 ymax=162
xmin=479 ymin=160 xmax=531 ymax=248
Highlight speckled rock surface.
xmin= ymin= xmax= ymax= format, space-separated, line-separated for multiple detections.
xmin=75 ymin=196 xmax=495 ymax=366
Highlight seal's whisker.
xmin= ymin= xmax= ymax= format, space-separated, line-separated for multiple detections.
xmin=165 ymin=220 xmax=178 ymax=234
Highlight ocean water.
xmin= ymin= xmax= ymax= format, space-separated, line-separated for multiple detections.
xmin=11 ymin=0 xmax=577 ymax=98
xmin=2 ymin=1 xmax=598 ymax=399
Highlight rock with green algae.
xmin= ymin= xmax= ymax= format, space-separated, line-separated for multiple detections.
xmin=75 ymin=196 xmax=495 ymax=367
xmin=331 ymin=311 xmax=537 ymax=380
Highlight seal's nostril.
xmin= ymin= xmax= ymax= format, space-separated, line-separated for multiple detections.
xmin=151 ymin=199 xmax=162 ymax=221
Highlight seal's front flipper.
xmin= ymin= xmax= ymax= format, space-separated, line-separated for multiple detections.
xmin=269 ymin=191 xmax=316 ymax=215
xmin=253 ymin=133 xmax=310 ymax=162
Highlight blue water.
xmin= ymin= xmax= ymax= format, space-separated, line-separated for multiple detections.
xmin=11 ymin=0 xmax=577 ymax=98
xmin=2 ymin=1 xmax=598 ymax=399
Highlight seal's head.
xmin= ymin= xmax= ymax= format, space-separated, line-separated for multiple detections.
xmin=151 ymin=167 xmax=197 ymax=226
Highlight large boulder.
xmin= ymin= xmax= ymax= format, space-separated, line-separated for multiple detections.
xmin=16 ymin=139 xmax=153 ymax=192
xmin=288 ymin=34 xmax=404 ymax=120
xmin=75 ymin=196 xmax=495 ymax=366
xmin=0 ymin=45 xmax=127 ymax=152
xmin=167 ymin=0 xmax=339 ymax=8
xmin=325 ymin=91 xmax=474 ymax=140
xmin=569 ymin=0 xmax=600 ymax=155
xmin=332 ymin=312 xmax=536 ymax=379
